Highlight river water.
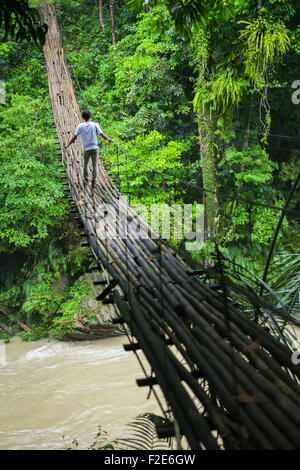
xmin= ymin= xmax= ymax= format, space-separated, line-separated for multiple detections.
xmin=0 ymin=335 xmax=164 ymax=450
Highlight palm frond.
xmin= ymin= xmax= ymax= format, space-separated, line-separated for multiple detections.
xmin=267 ymin=235 xmax=300 ymax=318
xmin=205 ymin=245 xmax=300 ymax=348
xmin=115 ymin=414 xmax=174 ymax=450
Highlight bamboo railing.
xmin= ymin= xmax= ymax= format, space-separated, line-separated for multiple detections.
xmin=40 ymin=1 xmax=300 ymax=450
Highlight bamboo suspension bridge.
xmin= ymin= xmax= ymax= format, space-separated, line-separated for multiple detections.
xmin=40 ymin=2 xmax=300 ymax=450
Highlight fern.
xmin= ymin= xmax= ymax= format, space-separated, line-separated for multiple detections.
xmin=194 ymin=68 xmax=248 ymax=115
xmin=267 ymin=235 xmax=300 ymax=318
xmin=115 ymin=414 xmax=174 ymax=450
xmin=239 ymin=17 xmax=290 ymax=80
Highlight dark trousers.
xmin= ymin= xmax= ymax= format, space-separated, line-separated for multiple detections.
xmin=83 ymin=148 xmax=99 ymax=182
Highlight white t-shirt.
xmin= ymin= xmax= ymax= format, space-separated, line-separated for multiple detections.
xmin=74 ymin=121 xmax=103 ymax=151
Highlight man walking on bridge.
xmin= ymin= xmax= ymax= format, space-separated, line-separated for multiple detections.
xmin=65 ymin=110 xmax=113 ymax=188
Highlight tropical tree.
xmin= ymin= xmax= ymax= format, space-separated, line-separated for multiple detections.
xmin=109 ymin=0 xmax=116 ymax=45
xmin=99 ymin=0 xmax=105 ymax=32
xmin=0 ymin=0 xmax=47 ymax=45
xmin=128 ymin=0 xmax=296 ymax=248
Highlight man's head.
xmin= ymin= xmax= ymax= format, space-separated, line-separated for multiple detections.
xmin=82 ymin=110 xmax=91 ymax=121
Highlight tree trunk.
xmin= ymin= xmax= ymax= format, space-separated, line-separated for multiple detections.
xmin=0 ymin=322 xmax=13 ymax=335
xmin=244 ymin=94 xmax=255 ymax=148
xmin=0 ymin=305 xmax=31 ymax=332
xmin=192 ymin=33 xmax=218 ymax=243
xmin=197 ymin=106 xmax=218 ymax=242
xmin=99 ymin=0 xmax=105 ymax=32
xmin=109 ymin=0 xmax=116 ymax=45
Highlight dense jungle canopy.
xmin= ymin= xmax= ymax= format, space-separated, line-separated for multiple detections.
xmin=0 ymin=0 xmax=299 ymax=341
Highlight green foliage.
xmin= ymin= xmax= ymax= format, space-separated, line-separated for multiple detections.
xmin=47 ymin=242 xmax=67 ymax=278
xmin=250 ymin=203 xmax=288 ymax=245
xmin=0 ymin=240 xmax=93 ymax=340
xmin=0 ymin=28 xmax=88 ymax=340
xmin=73 ymin=5 xmax=195 ymax=142
xmin=203 ymin=246 xmax=299 ymax=342
xmin=217 ymin=145 xmax=287 ymax=247
xmin=0 ymin=330 xmax=12 ymax=343
xmin=66 ymin=246 xmax=90 ymax=277
xmin=22 ymin=275 xmax=60 ymax=324
xmin=0 ymin=285 xmax=22 ymax=311
xmin=0 ymin=0 xmax=47 ymax=46
xmin=291 ymin=25 xmax=300 ymax=55
xmin=128 ymin=0 xmax=231 ymax=38
xmin=193 ymin=14 xmax=291 ymax=119
xmin=194 ymin=66 xmax=248 ymax=115
xmin=219 ymin=145 xmax=277 ymax=186
xmin=105 ymin=130 xmax=189 ymax=205
xmin=0 ymin=94 xmax=68 ymax=251
xmin=49 ymin=277 xmax=92 ymax=340
xmin=268 ymin=235 xmax=300 ymax=317
xmin=22 ymin=324 xmax=49 ymax=342
xmin=239 ymin=16 xmax=290 ymax=80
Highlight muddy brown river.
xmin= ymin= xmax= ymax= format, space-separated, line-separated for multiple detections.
xmin=0 ymin=335 xmax=164 ymax=450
